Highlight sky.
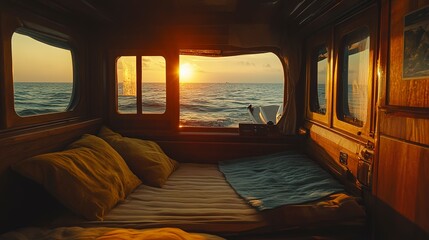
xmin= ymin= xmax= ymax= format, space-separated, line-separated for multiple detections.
xmin=179 ymin=53 xmax=284 ymax=83
xmin=117 ymin=52 xmax=284 ymax=84
xmin=12 ymin=33 xmax=73 ymax=82
xmin=12 ymin=32 xmax=284 ymax=84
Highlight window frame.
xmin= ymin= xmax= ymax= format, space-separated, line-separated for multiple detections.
xmin=0 ymin=12 xmax=85 ymax=129
xmin=108 ymin=49 xmax=179 ymax=131
xmin=115 ymin=55 xmax=168 ymax=115
xmin=108 ymin=49 xmax=286 ymax=133
xmin=332 ymin=6 xmax=378 ymax=140
xmin=306 ymin=29 xmax=333 ymax=126
xmin=178 ymin=50 xmax=286 ymax=130
xmin=337 ymin=27 xmax=370 ymax=128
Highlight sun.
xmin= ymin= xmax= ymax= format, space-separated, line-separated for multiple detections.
xmin=179 ymin=63 xmax=193 ymax=81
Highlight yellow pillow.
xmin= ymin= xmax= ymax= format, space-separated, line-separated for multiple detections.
xmin=66 ymin=134 xmax=141 ymax=197
xmin=12 ymin=134 xmax=141 ymax=221
xmin=98 ymin=126 xmax=179 ymax=187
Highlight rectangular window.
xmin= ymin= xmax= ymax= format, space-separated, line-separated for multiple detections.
xmin=142 ymin=56 xmax=166 ymax=114
xmin=179 ymin=52 xmax=284 ymax=128
xmin=116 ymin=56 xmax=166 ymax=114
xmin=310 ymin=45 xmax=328 ymax=115
xmin=116 ymin=56 xmax=137 ymax=113
xmin=338 ymin=28 xmax=370 ymax=127
xmin=12 ymin=30 xmax=74 ymax=116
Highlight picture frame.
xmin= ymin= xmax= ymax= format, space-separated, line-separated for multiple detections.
xmin=403 ymin=6 xmax=429 ymax=79
xmin=387 ymin=1 xmax=429 ymax=108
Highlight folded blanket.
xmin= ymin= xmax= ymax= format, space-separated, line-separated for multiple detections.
xmin=219 ymin=151 xmax=344 ymax=210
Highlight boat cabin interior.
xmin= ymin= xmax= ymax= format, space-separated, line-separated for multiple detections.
xmin=0 ymin=0 xmax=428 ymax=239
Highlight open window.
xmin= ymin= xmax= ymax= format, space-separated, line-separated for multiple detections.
xmin=179 ymin=52 xmax=284 ymax=128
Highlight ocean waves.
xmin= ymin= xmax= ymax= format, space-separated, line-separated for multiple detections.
xmin=14 ymin=82 xmax=72 ymax=116
xmin=14 ymin=82 xmax=284 ymax=127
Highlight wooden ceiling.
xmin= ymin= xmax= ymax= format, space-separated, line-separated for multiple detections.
xmin=6 ymin=0 xmax=373 ymax=29
xmin=4 ymin=0 xmax=374 ymax=48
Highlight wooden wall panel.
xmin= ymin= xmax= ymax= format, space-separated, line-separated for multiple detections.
xmin=379 ymin=112 xmax=429 ymax=145
xmin=388 ymin=0 xmax=429 ymax=107
xmin=159 ymin=141 xmax=294 ymax=164
xmin=304 ymin=123 xmax=364 ymax=193
xmin=120 ymin=128 xmax=300 ymax=164
xmin=377 ymin=136 xmax=429 ymax=232
xmin=374 ymin=0 xmax=429 ymax=237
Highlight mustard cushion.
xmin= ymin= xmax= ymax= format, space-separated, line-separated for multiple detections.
xmin=12 ymin=134 xmax=141 ymax=221
xmin=98 ymin=126 xmax=179 ymax=187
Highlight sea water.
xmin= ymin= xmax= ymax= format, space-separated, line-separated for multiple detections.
xmin=14 ymin=82 xmax=367 ymax=127
xmin=14 ymin=82 xmax=284 ymax=127
xmin=14 ymin=82 xmax=73 ymax=116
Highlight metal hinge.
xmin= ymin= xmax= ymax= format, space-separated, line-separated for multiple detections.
xmin=365 ymin=141 xmax=374 ymax=150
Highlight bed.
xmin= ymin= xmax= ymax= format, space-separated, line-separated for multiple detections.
xmin=8 ymin=127 xmax=367 ymax=239
xmin=0 ymin=227 xmax=225 ymax=240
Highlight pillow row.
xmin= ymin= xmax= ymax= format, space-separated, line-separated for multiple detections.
xmin=12 ymin=134 xmax=141 ymax=221
xmin=12 ymin=127 xmax=178 ymax=221
xmin=98 ymin=126 xmax=179 ymax=188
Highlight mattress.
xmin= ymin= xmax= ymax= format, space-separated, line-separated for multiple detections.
xmin=50 ymin=163 xmax=366 ymax=235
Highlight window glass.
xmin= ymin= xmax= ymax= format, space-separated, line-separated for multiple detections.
xmin=116 ymin=56 xmax=137 ymax=113
xmin=310 ymin=45 xmax=328 ymax=115
xmin=338 ymin=28 xmax=370 ymax=127
xmin=12 ymin=31 xmax=74 ymax=116
xmin=179 ymin=52 xmax=284 ymax=127
xmin=142 ymin=56 xmax=166 ymax=114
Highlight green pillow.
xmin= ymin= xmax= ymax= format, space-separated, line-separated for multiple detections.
xmin=98 ymin=126 xmax=179 ymax=187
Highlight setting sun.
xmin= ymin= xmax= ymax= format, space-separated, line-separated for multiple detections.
xmin=180 ymin=63 xmax=193 ymax=81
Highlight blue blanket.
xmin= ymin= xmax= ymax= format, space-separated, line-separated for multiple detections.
xmin=218 ymin=151 xmax=344 ymax=210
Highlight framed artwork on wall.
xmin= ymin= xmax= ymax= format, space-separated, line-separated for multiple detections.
xmin=388 ymin=0 xmax=429 ymax=108
xmin=403 ymin=6 xmax=429 ymax=80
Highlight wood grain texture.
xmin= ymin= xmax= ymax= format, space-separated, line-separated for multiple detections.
xmin=379 ymin=110 xmax=429 ymax=146
xmin=377 ymin=0 xmax=390 ymax=108
xmin=388 ymin=0 xmax=429 ymax=107
xmin=376 ymin=136 xmax=429 ymax=233
xmin=304 ymin=123 xmax=365 ymax=194
xmin=293 ymin=0 xmax=376 ymax=36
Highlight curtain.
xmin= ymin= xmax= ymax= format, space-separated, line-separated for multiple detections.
xmin=277 ymin=35 xmax=303 ymax=135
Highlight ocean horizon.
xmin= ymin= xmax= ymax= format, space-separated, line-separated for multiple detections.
xmin=14 ymin=82 xmax=284 ymax=127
